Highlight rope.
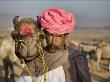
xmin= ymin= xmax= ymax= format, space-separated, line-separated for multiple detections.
xmin=38 ymin=47 xmax=48 ymax=82
xmin=23 ymin=46 xmax=48 ymax=82
xmin=25 ymin=64 xmax=36 ymax=82
xmin=18 ymin=37 xmax=48 ymax=82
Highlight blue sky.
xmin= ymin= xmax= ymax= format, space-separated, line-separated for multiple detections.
xmin=0 ymin=0 xmax=110 ymax=28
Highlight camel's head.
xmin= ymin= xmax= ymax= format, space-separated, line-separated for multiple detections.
xmin=11 ymin=16 xmax=45 ymax=61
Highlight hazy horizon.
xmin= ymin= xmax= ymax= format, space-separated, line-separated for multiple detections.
xmin=0 ymin=0 xmax=110 ymax=28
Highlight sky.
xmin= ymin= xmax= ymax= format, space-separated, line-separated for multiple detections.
xmin=0 ymin=0 xmax=110 ymax=28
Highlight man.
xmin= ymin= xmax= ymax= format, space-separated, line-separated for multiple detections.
xmin=38 ymin=8 xmax=92 ymax=82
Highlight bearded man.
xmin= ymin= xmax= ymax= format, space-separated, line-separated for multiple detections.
xmin=37 ymin=8 xmax=92 ymax=82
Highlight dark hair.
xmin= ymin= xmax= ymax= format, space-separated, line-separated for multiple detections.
xmin=37 ymin=16 xmax=42 ymax=29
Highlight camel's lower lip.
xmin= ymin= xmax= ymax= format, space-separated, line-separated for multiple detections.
xmin=22 ymin=54 xmax=37 ymax=61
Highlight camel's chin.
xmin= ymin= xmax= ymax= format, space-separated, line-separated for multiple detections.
xmin=22 ymin=55 xmax=37 ymax=61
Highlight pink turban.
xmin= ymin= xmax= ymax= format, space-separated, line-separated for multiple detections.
xmin=39 ymin=8 xmax=75 ymax=34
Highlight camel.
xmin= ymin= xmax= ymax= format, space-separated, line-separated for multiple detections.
xmin=96 ymin=41 xmax=110 ymax=71
xmin=11 ymin=16 xmax=45 ymax=82
xmin=0 ymin=16 xmax=44 ymax=82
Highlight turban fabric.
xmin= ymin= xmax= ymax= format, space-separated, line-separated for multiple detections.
xmin=39 ymin=8 xmax=75 ymax=34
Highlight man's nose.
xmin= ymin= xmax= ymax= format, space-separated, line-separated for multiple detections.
xmin=51 ymin=36 xmax=56 ymax=45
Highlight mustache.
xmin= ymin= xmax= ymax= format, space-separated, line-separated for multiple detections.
xmin=48 ymin=44 xmax=59 ymax=49
xmin=46 ymin=44 xmax=60 ymax=53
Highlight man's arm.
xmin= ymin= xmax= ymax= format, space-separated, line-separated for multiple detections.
xmin=74 ymin=54 xmax=92 ymax=82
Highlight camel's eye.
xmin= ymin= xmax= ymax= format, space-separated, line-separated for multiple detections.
xmin=19 ymin=40 xmax=24 ymax=42
xmin=18 ymin=40 xmax=25 ymax=48
xmin=18 ymin=40 xmax=25 ymax=44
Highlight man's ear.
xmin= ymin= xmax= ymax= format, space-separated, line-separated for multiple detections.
xmin=65 ymin=33 xmax=69 ymax=39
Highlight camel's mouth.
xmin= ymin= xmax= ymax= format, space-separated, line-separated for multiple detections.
xmin=22 ymin=54 xmax=37 ymax=61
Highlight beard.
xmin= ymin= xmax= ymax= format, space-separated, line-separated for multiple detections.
xmin=46 ymin=44 xmax=62 ymax=53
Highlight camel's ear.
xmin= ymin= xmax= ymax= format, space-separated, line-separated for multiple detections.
xmin=11 ymin=30 xmax=19 ymax=41
xmin=12 ymin=16 xmax=20 ymax=40
xmin=13 ymin=16 xmax=20 ymax=31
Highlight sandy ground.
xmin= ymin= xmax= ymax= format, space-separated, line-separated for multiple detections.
xmin=0 ymin=28 xmax=110 ymax=82
xmin=88 ymin=59 xmax=110 ymax=82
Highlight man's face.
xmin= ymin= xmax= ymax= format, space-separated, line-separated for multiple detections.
xmin=45 ymin=32 xmax=68 ymax=53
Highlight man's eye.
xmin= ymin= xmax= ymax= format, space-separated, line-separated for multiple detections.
xmin=57 ymin=35 xmax=62 ymax=37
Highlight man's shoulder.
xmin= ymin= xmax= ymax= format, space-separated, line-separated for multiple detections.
xmin=67 ymin=41 xmax=81 ymax=51
xmin=67 ymin=42 xmax=85 ymax=60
